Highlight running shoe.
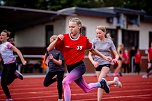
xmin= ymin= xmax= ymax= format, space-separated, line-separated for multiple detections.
xmin=113 ymin=77 xmax=122 ymax=88
xmin=15 ymin=70 xmax=23 ymax=80
xmin=100 ymin=78 xmax=110 ymax=93
xmin=142 ymin=75 xmax=148 ymax=78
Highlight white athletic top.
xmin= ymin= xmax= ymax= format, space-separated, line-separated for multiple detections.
xmin=0 ymin=42 xmax=16 ymax=64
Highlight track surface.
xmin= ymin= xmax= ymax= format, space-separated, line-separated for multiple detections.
xmin=0 ymin=74 xmax=152 ymax=101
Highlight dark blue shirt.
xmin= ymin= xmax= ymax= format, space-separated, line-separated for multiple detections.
xmin=47 ymin=49 xmax=64 ymax=72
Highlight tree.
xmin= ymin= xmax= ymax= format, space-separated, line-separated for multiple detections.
xmin=2 ymin=0 xmax=152 ymax=15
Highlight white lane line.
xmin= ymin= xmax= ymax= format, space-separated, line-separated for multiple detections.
xmin=74 ymin=94 xmax=152 ymax=101
xmin=0 ymin=93 xmax=151 ymax=100
xmin=0 ymin=87 xmax=152 ymax=97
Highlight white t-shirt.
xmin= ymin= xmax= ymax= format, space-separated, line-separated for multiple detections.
xmin=0 ymin=42 xmax=16 ymax=64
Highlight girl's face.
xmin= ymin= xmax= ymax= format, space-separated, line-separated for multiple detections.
xmin=68 ymin=21 xmax=80 ymax=36
xmin=96 ymin=29 xmax=105 ymax=39
xmin=120 ymin=44 xmax=124 ymax=48
xmin=0 ymin=32 xmax=9 ymax=42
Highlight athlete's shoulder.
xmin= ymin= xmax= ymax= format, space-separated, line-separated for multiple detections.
xmin=63 ymin=33 xmax=69 ymax=39
xmin=1 ymin=42 xmax=10 ymax=46
xmin=79 ymin=36 xmax=90 ymax=43
xmin=63 ymin=33 xmax=69 ymax=37
xmin=106 ymin=38 xmax=114 ymax=43
xmin=91 ymin=38 xmax=99 ymax=44
xmin=80 ymin=35 xmax=88 ymax=40
xmin=92 ymin=38 xmax=98 ymax=41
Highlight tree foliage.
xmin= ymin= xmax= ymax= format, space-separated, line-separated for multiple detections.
xmin=1 ymin=0 xmax=152 ymax=15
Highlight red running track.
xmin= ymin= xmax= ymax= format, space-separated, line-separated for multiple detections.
xmin=0 ymin=74 xmax=152 ymax=101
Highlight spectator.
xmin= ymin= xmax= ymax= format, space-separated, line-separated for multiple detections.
xmin=134 ymin=49 xmax=141 ymax=74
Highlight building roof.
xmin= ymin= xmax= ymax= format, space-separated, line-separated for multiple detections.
xmin=93 ymin=7 xmax=146 ymax=15
xmin=0 ymin=6 xmax=152 ymax=32
xmin=58 ymin=7 xmax=116 ymax=17
xmin=0 ymin=6 xmax=116 ymax=32
xmin=0 ymin=6 xmax=60 ymax=31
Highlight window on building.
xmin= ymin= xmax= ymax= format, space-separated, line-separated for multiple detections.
xmin=122 ymin=30 xmax=139 ymax=48
xmin=149 ymin=32 xmax=152 ymax=47
xmin=127 ymin=15 xmax=139 ymax=26
xmin=45 ymin=25 xmax=54 ymax=46
xmin=106 ymin=28 xmax=118 ymax=47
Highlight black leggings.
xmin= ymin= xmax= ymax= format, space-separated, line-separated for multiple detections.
xmin=135 ymin=63 xmax=140 ymax=74
xmin=1 ymin=63 xmax=17 ymax=98
xmin=43 ymin=71 xmax=64 ymax=99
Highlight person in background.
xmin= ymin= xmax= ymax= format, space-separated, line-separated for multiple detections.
xmin=129 ymin=46 xmax=136 ymax=72
xmin=0 ymin=29 xmax=27 ymax=101
xmin=114 ymin=44 xmax=124 ymax=76
xmin=134 ymin=49 xmax=141 ymax=74
xmin=122 ymin=49 xmax=130 ymax=73
xmin=41 ymin=55 xmax=48 ymax=73
xmin=43 ymin=35 xmax=64 ymax=101
xmin=88 ymin=26 xmax=122 ymax=101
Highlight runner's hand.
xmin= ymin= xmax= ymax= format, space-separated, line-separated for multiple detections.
xmin=58 ymin=34 xmax=64 ymax=40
